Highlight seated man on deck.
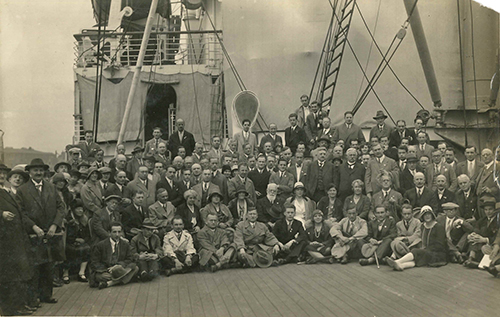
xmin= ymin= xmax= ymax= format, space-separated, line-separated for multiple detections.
xmin=256 ymin=183 xmax=285 ymax=229
xmin=329 ymin=207 xmax=368 ymax=264
xmin=436 ymin=202 xmax=473 ymax=264
xmin=272 ymin=203 xmax=308 ymax=265
xmin=359 ymin=205 xmax=397 ymax=266
xmin=90 ymin=222 xmax=139 ymax=289
xmin=234 ymin=208 xmax=281 ymax=268
xmin=198 ymin=212 xmax=237 ymax=272
xmin=130 ymin=219 xmax=163 ymax=282
xmin=161 ymin=216 xmax=199 ymax=276
xmin=389 ymin=201 xmax=422 ymax=259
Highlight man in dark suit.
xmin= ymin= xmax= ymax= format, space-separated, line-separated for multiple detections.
xmin=156 ymin=166 xmax=183 ymax=207
xmin=121 ymin=191 xmax=148 ymax=239
xmin=399 ymin=154 xmax=422 ymax=194
xmin=91 ymin=195 xmax=122 ymax=245
xmin=248 ymin=154 xmax=271 ymax=200
xmin=305 ymin=147 xmax=336 ymax=202
xmin=16 ymin=159 xmax=65 ymax=305
xmin=257 ymin=184 xmax=285 ymax=228
xmin=304 ymin=101 xmax=326 ymax=147
xmin=337 ymin=148 xmax=365 ymax=201
xmin=259 ymin=123 xmax=283 ymax=153
xmin=389 ymin=119 xmax=416 ymax=147
xmin=111 ymin=154 xmax=134 ymax=183
xmin=209 ymin=157 xmax=229 ymax=204
xmin=273 ymin=204 xmax=307 ymax=264
xmin=168 ymin=118 xmax=196 ymax=157
xmin=476 ymin=148 xmax=499 ymax=199
xmin=455 ymin=174 xmax=480 ymax=220
xmin=126 ymin=146 xmax=144 ymax=179
xmin=332 ymin=111 xmax=365 ymax=146
xmin=177 ymin=169 xmax=193 ymax=200
xmin=90 ymin=222 xmax=138 ymax=289
xmin=403 ymin=172 xmax=439 ymax=212
xmin=144 ymin=127 xmax=168 ymax=156
xmin=434 ymin=175 xmax=456 ymax=214
xmin=288 ymin=151 xmax=308 ymax=183
xmin=104 ymin=170 xmax=130 ymax=198
xmin=317 ymin=117 xmax=335 ymax=146
xmin=78 ymin=130 xmax=101 ymax=160
xmin=285 ymin=113 xmax=307 ymax=154
xmin=437 ymin=202 xmax=471 ymax=263
xmin=455 ymin=145 xmax=484 ymax=186
xmin=415 ymin=131 xmax=434 ymax=159
xmin=369 ymin=110 xmax=393 ymax=142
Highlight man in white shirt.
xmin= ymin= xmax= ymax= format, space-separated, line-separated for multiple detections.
xmin=162 ymin=216 xmax=198 ymax=276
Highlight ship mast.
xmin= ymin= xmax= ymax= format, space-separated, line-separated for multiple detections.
xmin=117 ymin=0 xmax=159 ymax=147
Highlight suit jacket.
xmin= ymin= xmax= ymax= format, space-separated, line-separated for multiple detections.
xmin=416 ymin=143 xmax=434 ymax=159
xmin=121 ymin=203 xmax=148 ymax=238
xmin=90 ymin=238 xmax=134 ymax=272
xmin=154 ymin=153 xmax=171 ymax=168
xmin=103 ymin=183 xmax=130 ymax=199
xmin=228 ymin=176 xmax=257 ymax=204
xmin=317 ymin=128 xmax=336 ymax=147
xmin=425 ymin=163 xmax=458 ymax=192
xmin=148 ymin=201 xmax=176 ymax=229
xmin=436 ymin=215 xmax=470 ymax=249
xmin=330 ymin=216 xmax=368 ymax=240
xmin=259 ymin=134 xmax=283 ymax=153
xmin=365 ymin=156 xmax=400 ymax=194
xmin=234 ymin=131 xmax=258 ymax=155
xmin=156 ymin=177 xmax=183 ymax=207
xmin=234 ymin=220 xmax=279 ymax=251
xmin=371 ymin=189 xmax=404 ymax=221
xmin=126 ymin=157 xmax=143 ymax=179
xmin=272 ymin=218 xmax=306 ymax=244
xmin=192 ymin=182 xmax=220 ymax=208
xmin=399 ymin=167 xmax=423 ymax=194
xmin=305 ymin=160 xmax=336 ymax=197
xmin=455 ymin=189 xmax=479 ymax=220
xmin=206 ymin=147 xmax=224 ymax=164
xmin=476 ymin=162 xmax=500 ymax=198
xmin=168 ymin=130 xmax=196 ymax=157
xmin=91 ymin=207 xmax=121 ymax=244
xmin=337 ymin=161 xmax=365 ymax=199
xmin=472 ymin=216 xmax=500 ymax=244
xmin=163 ymin=230 xmax=196 ymax=256
xmin=455 ymin=159 xmax=484 ymax=184
xmin=80 ymin=181 xmax=103 ymax=215
xmin=130 ymin=231 xmax=163 ymax=256
xmin=176 ymin=203 xmax=203 ymax=232
xmin=90 ymin=160 xmax=108 ymax=169
xmin=403 ymin=187 xmax=439 ymax=213
xmin=395 ymin=217 xmax=422 ymax=246
xmin=269 ymin=170 xmax=295 ymax=198
xmin=78 ymin=141 xmax=101 ymax=160
xmin=287 ymin=163 xmax=308 ymax=184
xmin=200 ymin=203 xmax=233 ymax=228
xmin=317 ymin=196 xmax=343 ymax=221
xmin=389 ymin=128 xmax=416 ymax=147
xmin=435 ymin=189 xmax=456 ymax=214
xmin=248 ymin=168 xmax=271 ymax=198
xmin=304 ymin=111 xmax=326 ymax=142
xmin=198 ymin=226 xmax=230 ymax=266
xmin=332 ymin=123 xmax=365 ymax=145
xmin=127 ymin=175 xmax=159 ymax=209
xmin=369 ymin=124 xmax=393 ymax=141
xmin=256 ymin=196 xmax=285 ymax=224
xmin=144 ymin=137 xmax=168 ymax=156
xmin=285 ymin=126 xmax=307 ymax=154
xmin=367 ymin=217 xmax=397 ymax=241
xmin=343 ymin=194 xmax=372 ymax=220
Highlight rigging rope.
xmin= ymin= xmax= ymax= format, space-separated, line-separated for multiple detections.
xmin=456 ymin=0 xmax=468 ymax=146
xmin=468 ymin=0 xmax=481 ymax=149
xmin=92 ymin=6 xmax=104 ymax=140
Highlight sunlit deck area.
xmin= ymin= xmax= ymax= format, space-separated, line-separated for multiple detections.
xmin=33 ymin=263 xmax=499 ymax=317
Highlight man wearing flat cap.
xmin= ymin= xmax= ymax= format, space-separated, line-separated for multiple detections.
xmin=436 ymin=202 xmax=473 ymax=263
xmin=67 ymin=147 xmax=82 ymax=171
xmin=91 ymin=195 xmax=122 ymax=245
xmin=130 ymin=219 xmax=162 ymax=281
xmin=16 ymin=158 xmax=65 ymax=305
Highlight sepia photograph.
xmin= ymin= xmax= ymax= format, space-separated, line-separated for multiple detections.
xmin=1 ymin=0 xmax=499 ymax=316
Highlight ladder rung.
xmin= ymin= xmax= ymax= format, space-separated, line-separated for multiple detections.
xmin=322 ymin=96 xmax=332 ymax=104
xmin=334 ymin=38 xmax=346 ymax=50
xmin=338 ymin=25 xmax=349 ymax=36
xmin=341 ymin=10 xmax=353 ymax=23
xmin=324 ymin=81 xmax=335 ymax=91
xmin=328 ymin=67 xmax=339 ymax=77
xmin=329 ymin=53 xmax=342 ymax=65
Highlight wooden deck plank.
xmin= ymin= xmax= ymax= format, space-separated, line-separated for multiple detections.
xmin=205 ymin=272 xmax=244 ymax=317
xmin=120 ymin=282 xmax=141 ymax=316
xmin=63 ymin=284 xmax=96 ymax=316
xmin=132 ymin=280 xmax=150 ymax=316
xmin=86 ymin=286 xmax=112 ymax=316
xmin=97 ymin=281 xmax=123 ymax=316
xmin=167 ymin=275 xmax=181 ymax=317
xmin=108 ymin=282 xmax=132 ymax=316
xmin=178 ymin=275 xmax=193 ymax=317
xmin=144 ymin=277 xmax=160 ymax=316
xmin=221 ymin=271 xmax=258 ymax=317
xmin=156 ymin=273 xmax=170 ymax=317
xmin=197 ymin=272 xmax=225 ymax=317
xmin=237 ymin=269 xmax=281 ymax=317
xmin=37 ymin=284 xmax=70 ymax=316
xmin=185 ymin=273 xmax=205 ymax=317
xmin=51 ymin=282 xmax=87 ymax=316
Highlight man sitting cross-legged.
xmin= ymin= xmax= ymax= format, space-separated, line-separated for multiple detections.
xmin=161 ymin=216 xmax=199 ymax=276
xmin=389 ymin=202 xmax=422 ymax=260
xmin=359 ymin=205 xmax=397 ymax=266
xmin=130 ymin=219 xmax=163 ymax=282
xmin=329 ymin=208 xmax=368 ymax=264
xmin=272 ymin=203 xmax=308 ymax=265
xmin=90 ymin=222 xmax=139 ymax=289
xmin=198 ymin=212 xmax=237 ymax=272
xmin=234 ymin=208 xmax=281 ymax=268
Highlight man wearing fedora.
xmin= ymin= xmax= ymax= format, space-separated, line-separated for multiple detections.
xmin=198 ymin=212 xmax=236 ymax=272
xmin=234 ymin=208 xmax=281 ymax=268
xmin=130 ymin=219 xmax=162 ymax=281
xmin=370 ymin=110 xmax=393 ymax=142
xmin=90 ymin=222 xmax=138 ymax=289
xmin=330 ymin=207 xmax=368 ymax=264
xmin=127 ymin=146 xmax=145 ymax=179
xmin=359 ymin=205 xmax=397 ymax=266
xmin=54 ymin=161 xmax=72 ymax=174
xmin=162 ymin=216 xmax=199 ymax=276
xmin=91 ymin=195 xmax=122 ymax=245
xmin=16 ymin=158 xmax=65 ymax=305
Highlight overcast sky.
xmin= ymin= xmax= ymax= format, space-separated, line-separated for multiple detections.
xmin=0 ymin=0 xmax=498 ymax=153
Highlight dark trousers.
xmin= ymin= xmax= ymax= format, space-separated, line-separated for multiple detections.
xmin=161 ymin=251 xmax=199 ymax=272
xmin=277 ymin=241 xmax=308 ymax=262
xmin=137 ymin=260 xmax=159 ymax=275
xmin=0 ymin=281 xmax=28 ymax=314
xmin=28 ymin=262 xmax=54 ymax=304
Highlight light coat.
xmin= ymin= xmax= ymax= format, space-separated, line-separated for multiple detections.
xmin=163 ymin=230 xmax=196 ymax=257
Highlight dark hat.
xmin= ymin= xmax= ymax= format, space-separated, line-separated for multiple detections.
xmin=78 ymin=161 xmax=91 ymax=169
xmin=132 ymin=146 xmax=144 ymax=154
xmin=69 ymin=169 xmax=81 ymax=178
xmin=7 ymin=168 xmax=29 ymax=182
xmin=86 ymin=167 xmax=102 ymax=180
xmin=110 ymin=265 xmax=133 ymax=281
xmin=480 ymin=196 xmax=497 ymax=207
xmin=208 ymin=189 xmax=224 ymax=201
xmin=317 ymin=136 xmax=331 ymax=145
xmin=0 ymin=164 xmax=11 ymax=172
xmin=71 ymin=198 xmax=84 ymax=210
xmin=373 ymin=110 xmax=388 ymax=120
xmin=25 ymin=158 xmax=49 ymax=171
xmin=52 ymin=172 xmax=68 ymax=184
xmin=104 ymin=194 xmax=122 ymax=202
xmin=98 ymin=166 xmax=112 ymax=174
xmin=235 ymin=186 xmax=249 ymax=196
xmin=143 ymin=155 xmax=156 ymax=163
xmin=142 ymin=218 xmax=158 ymax=229
xmin=54 ymin=161 xmax=72 ymax=172
xmin=361 ymin=243 xmax=379 ymax=258
xmin=253 ymin=250 xmax=273 ymax=268
xmin=442 ymin=202 xmax=459 ymax=210
xmin=406 ymin=154 xmax=419 ymax=163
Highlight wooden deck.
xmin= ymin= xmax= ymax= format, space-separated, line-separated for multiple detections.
xmin=34 ymin=263 xmax=499 ymax=317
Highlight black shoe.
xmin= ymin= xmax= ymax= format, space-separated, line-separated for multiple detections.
xmin=340 ymin=256 xmax=349 ymax=264
xmin=77 ymin=274 xmax=88 ymax=283
xmin=14 ymin=308 xmax=34 ymax=315
xmin=42 ymin=298 xmax=58 ymax=304
xmin=359 ymin=259 xmax=370 ymax=266
xmin=164 ymin=269 xmax=173 ymax=277
xmin=486 ymin=266 xmax=499 ymax=277
xmin=463 ymin=260 xmax=478 ymax=269
xmin=98 ymin=282 xmax=108 ymax=290
xmin=63 ymin=276 xmax=70 ymax=284
xmin=140 ymin=271 xmax=149 ymax=282
xmin=24 ymin=305 xmax=37 ymax=312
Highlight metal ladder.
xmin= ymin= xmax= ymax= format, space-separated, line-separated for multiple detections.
xmin=312 ymin=0 xmax=357 ymax=113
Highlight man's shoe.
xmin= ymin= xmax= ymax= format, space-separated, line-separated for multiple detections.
xmin=164 ymin=269 xmax=173 ymax=277
xmin=386 ymin=257 xmax=397 ymax=270
xmin=359 ymin=258 xmax=370 ymax=266
xmin=24 ymin=305 xmax=37 ymax=312
xmin=210 ymin=265 xmax=218 ymax=273
xmin=42 ymin=298 xmax=58 ymax=304
xmin=340 ymin=256 xmax=349 ymax=264
xmin=98 ymin=282 xmax=108 ymax=290
xmin=140 ymin=271 xmax=149 ymax=282
xmin=486 ymin=266 xmax=499 ymax=277
xmin=53 ymin=279 xmax=63 ymax=288
xmin=463 ymin=260 xmax=479 ymax=269
xmin=14 ymin=308 xmax=34 ymax=315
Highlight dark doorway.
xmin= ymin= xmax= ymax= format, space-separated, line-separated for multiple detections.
xmin=144 ymin=84 xmax=176 ymax=142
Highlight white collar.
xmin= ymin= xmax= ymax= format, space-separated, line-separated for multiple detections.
xmin=485 ymin=161 xmax=494 ymax=169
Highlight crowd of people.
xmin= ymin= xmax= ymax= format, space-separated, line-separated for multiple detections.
xmin=1 ymin=96 xmax=500 ymax=316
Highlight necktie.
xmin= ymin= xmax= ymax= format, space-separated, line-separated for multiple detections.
xmin=204 ymin=183 xmax=208 ymax=192
xmin=111 ymin=242 xmax=119 ymax=264
xmin=468 ymin=161 xmax=473 ymax=176
xmin=35 ymin=183 xmax=42 ymax=194
xmin=404 ymin=221 xmax=409 ymax=230
xmin=347 ymin=221 xmax=353 ymax=235
xmin=383 ymin=191 xmax=387 ymax=199
xmin=287 ymin=221 xmax=292 ymax=232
